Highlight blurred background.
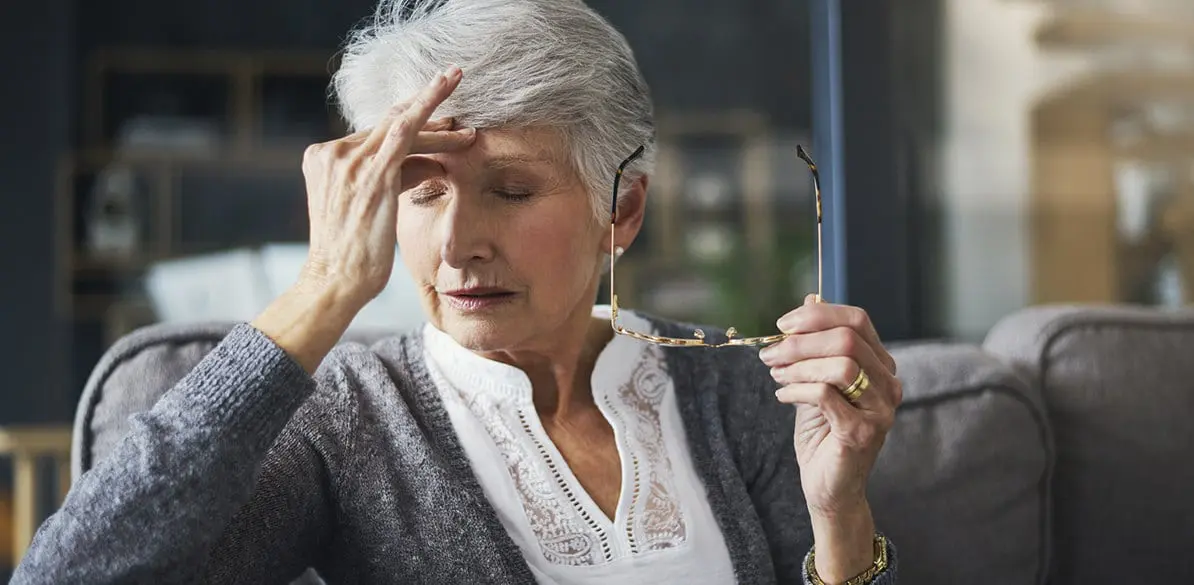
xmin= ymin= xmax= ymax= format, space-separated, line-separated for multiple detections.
xmin=1 ymin=0 xmax=1192 ymax=576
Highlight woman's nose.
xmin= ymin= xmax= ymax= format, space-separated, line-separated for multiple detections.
xmin=439 ymin=199 xmax=495 ymax=269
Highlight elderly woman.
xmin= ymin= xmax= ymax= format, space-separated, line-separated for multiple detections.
xmin=16 ymin=1 xmax=901 ymax=584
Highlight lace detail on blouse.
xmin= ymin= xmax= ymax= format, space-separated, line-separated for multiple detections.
xmin=464 ymin=390 xmax=612 ymax=565
xmin=439 ymin=329 xmax=690 ymax=567
xmin=606 ymin=343 xmax=687 ymax=554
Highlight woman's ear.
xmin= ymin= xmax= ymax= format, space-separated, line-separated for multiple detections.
xmin=606 ymin=174 xmax=650 ymax=251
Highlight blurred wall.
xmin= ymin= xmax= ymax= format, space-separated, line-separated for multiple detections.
xmin=0 ymin=1 xmax=74 ymax=423
xmin=940 ymin=0 xmax=1093 ymax=340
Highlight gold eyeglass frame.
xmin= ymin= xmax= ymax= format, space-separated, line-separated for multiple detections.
xmin=609 ymin=144 xmax=823 ymax=348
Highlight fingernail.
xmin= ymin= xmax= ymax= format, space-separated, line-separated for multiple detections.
xmin=777 ymin=314 xmax=797 ymax=331
xmin=445 ymin=64 xmax=461 ymax=79
xmin=769 ymin=367 xmax=782 ymax=379
xmin=759 ymin=346 xmax=776 ymax=362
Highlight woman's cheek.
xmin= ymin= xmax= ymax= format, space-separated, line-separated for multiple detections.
xmin=396 ymin=211 xmax=440 ymax=276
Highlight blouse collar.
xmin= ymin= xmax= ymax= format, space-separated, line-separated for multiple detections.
xmin=422 ymin=305 xmax=653 ymax=408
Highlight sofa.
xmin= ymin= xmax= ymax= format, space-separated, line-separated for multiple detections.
xmin=69 ymin=305 xmax=1194 ymax=584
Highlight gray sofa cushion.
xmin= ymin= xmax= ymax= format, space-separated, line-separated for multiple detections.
xmin=72 ymin=323 xmax=232 ymax=477
xmin=984 ymin=305 xmax=1194 ymax=584
xmin=71 ymin=322 xmax=399 ymax=585
xmin=877 ymin=343 xmax=1052 ymax=585
xmin=71 ymin=322 xmax=397 ymax=479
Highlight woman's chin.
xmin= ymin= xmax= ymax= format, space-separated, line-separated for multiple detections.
xmin=437 ymin=314 xmax=520 ymax=352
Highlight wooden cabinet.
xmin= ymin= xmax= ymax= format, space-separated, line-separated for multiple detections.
xmin=59 ymin=49 xmax=341 ymax=331
xmin=56 ymin=49 xmax=340 ymax=396
xmin=1029 ymin=5 xmax=1194 ymax=304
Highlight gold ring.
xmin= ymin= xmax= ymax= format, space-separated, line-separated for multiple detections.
xmin=841 ymin=369 xmax=870 ymax=404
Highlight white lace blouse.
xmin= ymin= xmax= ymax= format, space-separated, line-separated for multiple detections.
xmin=422 ymin=306 xmax=736 ymax=584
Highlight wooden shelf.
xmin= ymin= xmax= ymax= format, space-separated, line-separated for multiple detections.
xmin=1037 ymin=70 xmax=1194 ymax=110
xmin=83 ymin=47 xmax=341 ymax=154
xmin=1114 ymin=130 xmax=1194 ymax=158
xmin=87 ymin=47 xmax=337 ymax=76
xmin=70 ymin=146 xmax=306 ymax=173
xmin=72 ymin=253 xmax=161 ymax=275
xmin=1036 ymin=9 xmax=1194 ymax=49
xmin=60 ymin=47 xmax=333 ymax=340
xmin=0 ymin=426 xmax=72 ymax=455
xmin=0 ymin=424 xmax=73 ymax=567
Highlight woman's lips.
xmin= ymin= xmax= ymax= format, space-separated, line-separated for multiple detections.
xmin=439 ymin=288 xmax=517 ymax=312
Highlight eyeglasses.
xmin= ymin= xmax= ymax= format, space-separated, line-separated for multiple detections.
xmin=608 ymin=144 xmax=822 ymax=348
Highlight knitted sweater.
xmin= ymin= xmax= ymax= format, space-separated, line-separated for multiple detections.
xmin=14 ymin=316 xmax=898 ymax=584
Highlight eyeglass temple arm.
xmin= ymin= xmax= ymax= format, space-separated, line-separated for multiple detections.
xmin=796 ymin=145 xmax=824 ymax=303
xmin=609 ymin=145 xmax=646 ymax=333
xmin=611 ymin=145 xmax=646 ymax=224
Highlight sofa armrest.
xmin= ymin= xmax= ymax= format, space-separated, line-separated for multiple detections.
xmin=873 ymin=342 xmax=1052 ymax=585
xmin=983 ymin=305 xmax=1194 ymax=584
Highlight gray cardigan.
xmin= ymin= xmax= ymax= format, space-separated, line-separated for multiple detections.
xmin=14 ymin=317 xmax=898 ymax=584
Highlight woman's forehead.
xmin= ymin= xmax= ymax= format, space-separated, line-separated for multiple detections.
xmin=402 ymin=126 xmax=578 ymax=192
xmin=432 ymin=127 xmax=570 ymax=174
xmin=463 ymin=127 xmax=561 ymax=164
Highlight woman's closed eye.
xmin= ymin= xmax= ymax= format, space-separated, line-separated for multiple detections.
xmin=404 ymin=183 xmax=535 ymax=207
xmin=493 ymin=188 xmax=534 ymax=203
xmin=406 ymin=183 xmax=447 ymax=206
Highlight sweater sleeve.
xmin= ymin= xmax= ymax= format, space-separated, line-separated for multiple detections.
xmin=12 ymin=323 xmax=324 ymax=585
xmin=736 ymin=355 xmax=900 ymax=584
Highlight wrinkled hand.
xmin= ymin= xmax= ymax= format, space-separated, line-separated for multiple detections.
xmin=297 ymin=65 xmax=475 ymax=309
xmin=759 ymin=294 xmax=902 ymax=517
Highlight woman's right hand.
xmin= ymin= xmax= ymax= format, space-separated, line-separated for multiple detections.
xmin=252 ymin=65 xmax=473 ymax=373
xmin=297 ymin=64 xmax=474 ymax=309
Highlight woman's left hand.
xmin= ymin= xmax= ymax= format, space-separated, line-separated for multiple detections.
xmin=760 ymin=293 xmax=900 ymax=513
xmin=759 ymin=294 xmax=901 ymax=578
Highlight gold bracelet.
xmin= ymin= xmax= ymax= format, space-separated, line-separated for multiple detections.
xmin=805 ymin=534 xmax=889 ymax=585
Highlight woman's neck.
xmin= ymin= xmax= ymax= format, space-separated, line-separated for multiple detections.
xmin=480 ymin=306 xmax=614 ymax=422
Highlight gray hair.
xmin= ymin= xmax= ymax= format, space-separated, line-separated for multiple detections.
xmin=332 ymin=0 xmax=657 ymax=223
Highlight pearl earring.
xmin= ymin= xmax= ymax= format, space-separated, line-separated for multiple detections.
xmin=614 ymin=246 xmax=625 ymax=257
